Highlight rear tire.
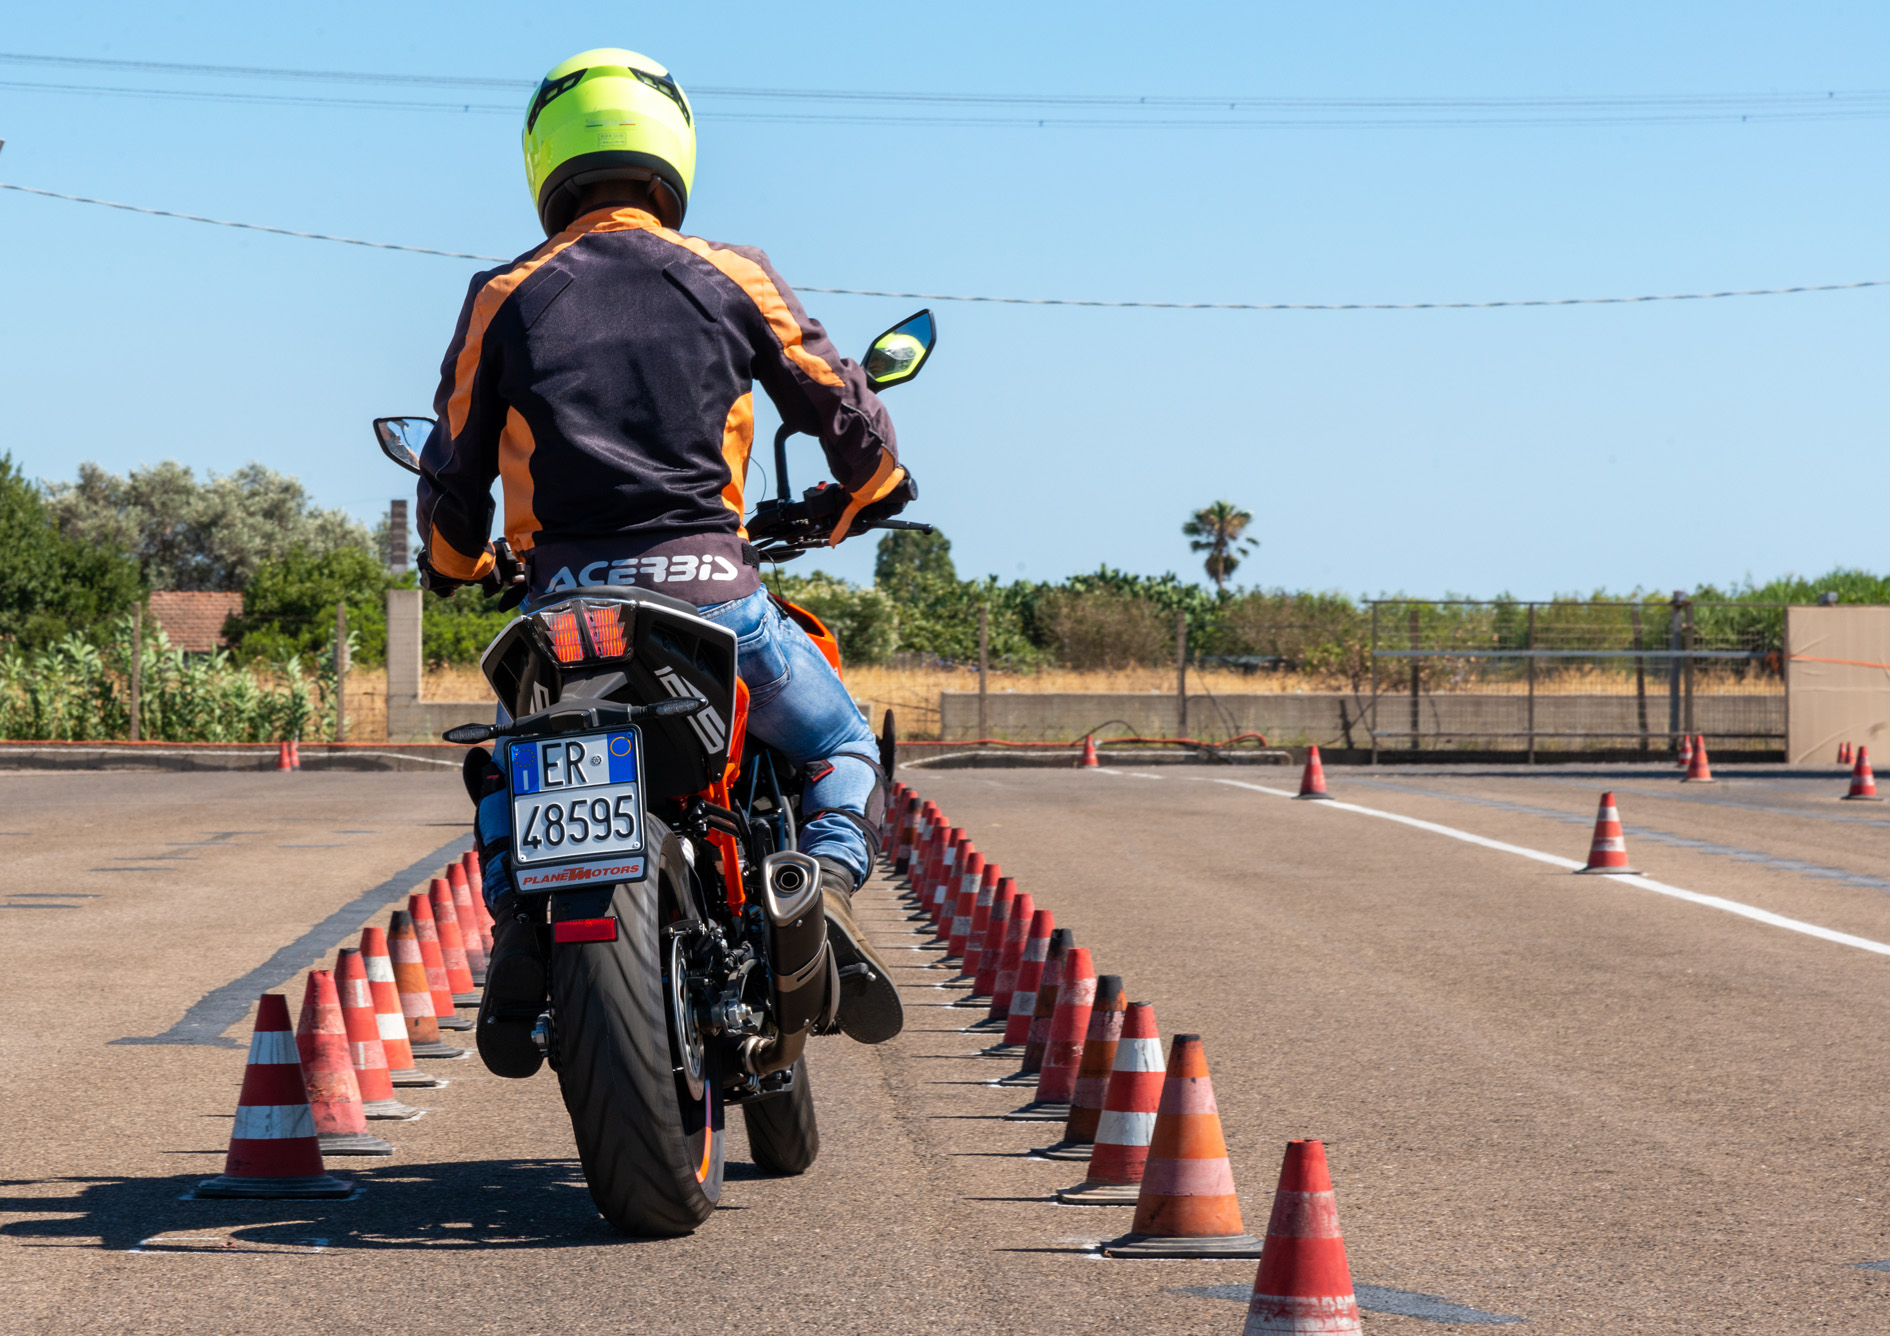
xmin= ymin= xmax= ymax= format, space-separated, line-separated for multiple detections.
xmin=551 ymin=816 xmax=722 ymax=1236
xmin=741 ymin=1057 xmax=819 ymax=1175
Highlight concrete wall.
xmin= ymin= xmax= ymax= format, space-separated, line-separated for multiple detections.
xmin=1784 ymin=605 xmax=1890 ymax=764
xmin=939 ymin=691 xmax=1784 ymax=746
xmin=384 ymin=588 xmax=494 ymax=743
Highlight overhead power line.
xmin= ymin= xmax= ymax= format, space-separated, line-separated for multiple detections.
xmin=5 ymin=180 xmax=1887 ymax=312
xmin=3 ymin=51 xmax=1890 ymax=128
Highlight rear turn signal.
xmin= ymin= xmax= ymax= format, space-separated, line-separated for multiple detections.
xmin=553 ymin=917 xmax=619 ymax=944
xmin=542 ymin=610 xmax=586 ymax=664
xmin=585 ymin=603 xmax=628 ymax=658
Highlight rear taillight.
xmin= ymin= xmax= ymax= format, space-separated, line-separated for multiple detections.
xmin=543 ymin=610 xmax=586 ymax=664
xmin=585 ymin=604 xmax=628 ymax=658
xmin=553 ymin=917 xmax=618 ymax=944
xmin=534 ymin=600 xmax=634 ymax=666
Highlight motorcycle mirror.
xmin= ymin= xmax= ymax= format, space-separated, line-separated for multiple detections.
xmin=373 ymin=416 xmax=434 ymax=475
xmin=861 ymin=309 xmax=936 ymax=390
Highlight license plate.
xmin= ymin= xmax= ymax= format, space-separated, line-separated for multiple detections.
xmin=508 ymin=729 xmax=644 ymax=869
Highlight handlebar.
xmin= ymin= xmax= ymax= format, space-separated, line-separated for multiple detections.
xmin=746 ymin=486 xmax=933 ymax=562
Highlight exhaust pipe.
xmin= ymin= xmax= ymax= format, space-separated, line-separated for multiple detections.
xmin=740 ymin=851 xmax=837 ymax=1075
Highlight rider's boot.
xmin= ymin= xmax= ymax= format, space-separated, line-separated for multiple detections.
xmin=817 ymin=858 xmax=904 ymax=1043
xmin=476 ymin=892 xmax=548 ymax=1078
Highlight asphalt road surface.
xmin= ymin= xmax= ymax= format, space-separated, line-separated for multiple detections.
xmin=6 ymin=761 xmax=1890 ymax=1334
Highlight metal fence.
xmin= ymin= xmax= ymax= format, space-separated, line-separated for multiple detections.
xmin=1366 ymin=598 xmax=1786 ymax=760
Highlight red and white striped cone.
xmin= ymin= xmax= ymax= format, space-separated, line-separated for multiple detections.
xmin=1008 ymin=947 xmax=1098 ymax=1120
xmin=997 ymin=927 xmax=1073 ymax=1086
xmin=409 ymin=893 xmax=472 ymax=1029
xmin=447 ymin=869 xmax=489 ymax=985
xmin=462 ymin=853 xmax=495 ymax=956
xmin=882 ymin=782 xmax=907 ymax=853
xmin=927 ymin=830 xmax=963 ymax=926
xmin=987 ymin=907 xmax=1053 ymax=1056
xmin=1683 ymin=734 xmax=1715 ymax=782
xmin=1846 ymin=745 xmax=1881 ymax=801
xmin=1676 ymin=733 xmax=1692 ymax=770
xmin=959 ymin=874 xmax=1015 ymax=1009
xmin=333 ymin=947 xmax=423 ymax=1117
xmin=1059 ymin=1002 xmax=1165 ymax=1203
xmin=955 ymin=861 xmax=1003 ymax=985
xmin=359 ymin=926 xmax=449 ymax=1084
xmin=1839 ymin=742 xmax=1852 ymax=765
xmin=1034 ymin=973 xmax=1127 ymax=1155
xmin=945 ymin=851 xmax=985 ymax=961
xmin=1243 ymin=1140 xmax=1362 ymax=1335
xmin=894 ymin=795 xmax=921 ymax=875
xmin=194 ymin=993 xmax=353 ymax=1199
xmin=275 ymin=741 xmax=292 ymax=772
xmin=1576 ymin=791 xmax=1639 ymax=874
xmin=969 ymin=886 xmax=1031 ymax=1031
xmin=1296 ymin=745 xmax=1333 ymax=800
xmin=388 ymin=910 xmax=467 ymax=1060
xmin=936 ymin=835 xmax=972 ymax=932
xmin=295 ymin=970 xmax=394 ymax=1156
xmin=1078 ymin=735 xmax=1100 ymax=768
xmin=904 ymin=821 xmax=940 ymax=916
xmin=1103 ymin=1034 xmax=1263 ymax=1258
xmin=428 ymin=878 xmax=480 ymax=1005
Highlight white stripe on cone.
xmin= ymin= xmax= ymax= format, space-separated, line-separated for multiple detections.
xmin=1095 ymin=1108 xmax=1158 ymax=1146
xmin=374 ymin=1012 xmax=406 ymax=1041
xmin=246 ymin=1030 xmax=299 ymax=1065
xmin=1114 ymin=1035 xmax=1164 ymax=1073
xmin=365 ymin=955 xmax=396 ymax=983
xmin=232 ymin=1103 xmax=319 ymax=1140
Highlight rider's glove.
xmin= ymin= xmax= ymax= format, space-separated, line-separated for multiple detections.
xmin=855 ymin=471 xmax=918 ymax=527
xmin=416 ymin=550 xmax=469 ymax=598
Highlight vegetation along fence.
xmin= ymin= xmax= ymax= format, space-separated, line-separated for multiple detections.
xmin=1366 ymin=597 xmax=1785 ymax=760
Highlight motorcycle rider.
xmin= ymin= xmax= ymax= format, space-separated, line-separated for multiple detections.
xmin=415 ymin=48 xmax=909 ymax=1076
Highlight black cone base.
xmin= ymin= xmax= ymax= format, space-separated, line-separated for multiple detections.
xmin=435 ymin=1014 xmax=474 ymax=1031
xmin=387 ymin=1067 xmax=448 ymax=1087
xmin=994 ymin=1069 xmax=1040 ymax=1087
xmin=194 ymin=1173 xmax=354 ymax=1200
xmin=451 ymin=991 xmax=481 ymax=1007
xmin=1005 ymin=1100 xmax=1072 ymax=1122
xmin=1057 ymin=1179 xmax=1142 ymax=1205
xmin=1030 ymin=1138 xmax=1094 ymax=1160
xmin=359 ymin=1098 xmax=426 ymax=1121
xmin=1102 ymin=1231 xmax=1265 ymax=1259
xmin=981 ymin=1041 xmax=1025 ymax=1057
xmin=409 ymin=1039 xmax=470 ymax=1059
xmin=948 ymin=994 xmax=991 ymax=1008
xmin=471 ymin=969 xmax=488 ymax=987
xmin=318 ymin=1131 xmax=396 ymax=1156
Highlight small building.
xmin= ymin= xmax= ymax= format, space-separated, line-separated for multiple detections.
xmin=146 ymin=591 xmax=244 ymax=654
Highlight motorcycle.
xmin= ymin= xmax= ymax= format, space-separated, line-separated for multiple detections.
xmin=370 ymin=309 xmax=937 ymax=1236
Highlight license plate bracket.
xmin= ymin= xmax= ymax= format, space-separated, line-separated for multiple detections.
xmin=508 ymin=729 xmax=646 ymax=879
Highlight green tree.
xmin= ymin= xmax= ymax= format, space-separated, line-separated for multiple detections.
xmin=46 ymin=460 xmax=371 ymax=591
xmin=224 ymin=547 xmax=392 ymax=664
xmin=768 ymin=571 xmax=900 ymax=665
xmin=0 ymin=454 xmax=141 ymax=650
xmin=1182 ymin=500 xmax=1258 ymax=592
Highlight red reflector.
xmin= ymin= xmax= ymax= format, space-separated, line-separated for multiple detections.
xmin=585 ymin=604 xmax=628 ymax=658
xmin=553 ymin=917 xmax=618 ymax=944
xmin=543 ymin=610 xmax=586 ymax=664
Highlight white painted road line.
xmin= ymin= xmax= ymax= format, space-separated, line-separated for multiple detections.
xmin=1199 ymin=776 xmax=1890 ymax=961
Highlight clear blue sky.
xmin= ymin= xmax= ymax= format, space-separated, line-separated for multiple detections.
xmin=1 ymin=3 xmax=1883 ymax=598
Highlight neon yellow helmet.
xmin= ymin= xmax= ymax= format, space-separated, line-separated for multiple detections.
xmin=522 ymin=48 xmax=696 ymax=236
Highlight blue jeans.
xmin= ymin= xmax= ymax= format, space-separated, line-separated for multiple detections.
xmin=698 ymin=589 xmax=880 ymax=883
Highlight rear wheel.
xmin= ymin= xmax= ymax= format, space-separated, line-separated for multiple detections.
xmin=740 ymin=1057 xmax=819 ymax=1175
xmin=551 ymin=816 xmax=722 ymax=1235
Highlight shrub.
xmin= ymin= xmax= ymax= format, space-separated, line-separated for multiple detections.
xmin=1037 ymin=588 xmax=1174 ymax=669
xmin=226 ymin=547 xmax=391 ymax=664
xmin=767 ymin=571 xmax=899 ymax=665
xmin=0 ymin=454 xmax=141 ymax=651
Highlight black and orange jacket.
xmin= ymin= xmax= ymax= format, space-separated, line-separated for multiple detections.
xmin=416 ymin=205 xmax=904 ymax=603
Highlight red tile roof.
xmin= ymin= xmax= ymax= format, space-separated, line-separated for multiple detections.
xmin=147 ymin=591 xmax=245 ymax=653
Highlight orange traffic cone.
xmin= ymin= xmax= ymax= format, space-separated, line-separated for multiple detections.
xmin=989 ymin=908 xmax=1054 ymax=1056
xmin=974 ymin=888 xmax=1033 ymax=1032
xmin=957 ymin=862 xmax=1004 ymax=985
xmin=409 ymin=893 xmax=472 ymax=1029
xmin=460 ymin=853 xmax=495 ymax=956
xmin=966 ymin=874 xmax=1016 ymax=1000
xmin=946 ymin=851 xmax=985 ymax=960
xmin=1683 ymin=734 xmax=1714 ymax=782
xmin=895 ymin=794 xmax=921 ymax=873
xmin=1846 ymin=745 xmax=1881 ymax=801
xmin=1296 ymin=746 xmax=1333 ymax=800
xmin=428 ymin=878 xmax=480 ymax=1005
xmin=1059 ymin=1002 xmax=1165 ymax=1203
xmin=387 ymin=910 xmax=466 ymax=1059
xmin=1676 ymin=733 xmax=1692 ymax=770
xmin=333 ymin=947 xmax=422 ymax=1117
xmin=1576 ymin=791 xmax=1639 ymax=874
xmin=1079 ymin=735 xmax=1100 ymax=768
xmin=275 ymin=741 xmax=292 ymax=772
xmin=1007 ymin=947 xmax=1099 ymax=1120
xmin=1103 ymin=1034 xmax=1263 ymax=1257
xmin=358 ymin=926 xmax=448 ymax=1085
xmin=996 ymin=925 xmax=1071 ymax=1082
xmin=1839 ymin=742 xmax=1852 ymax=765
xmin=446 ymin=870 xmax=489 ymax=985
xmin=194 ymin=993 xmax=353 ymax=1199
xmin=295 ymin=970 xmax=394 ymax=1156
xmin=1034 ymin=973 xmax=1127 ymax=1156
xmin=1243 ymin=1140 xmax=1362 ymax=1335
xmin=928 ymin=830 xmax=964 ymax=926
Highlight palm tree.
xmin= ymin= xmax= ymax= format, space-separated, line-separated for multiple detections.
xmin=1182 ymin=501 xmax=1258 ymax=592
